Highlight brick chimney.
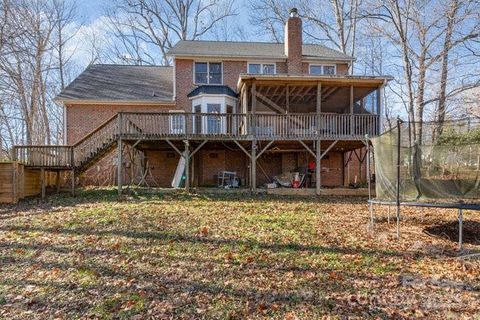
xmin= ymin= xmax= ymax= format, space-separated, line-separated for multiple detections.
xmin=284 ymin=8 xmax=302 ymax=74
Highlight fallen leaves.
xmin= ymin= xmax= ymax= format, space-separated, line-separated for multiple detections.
xmin=0 ymin=190 xmax=478 ymax=319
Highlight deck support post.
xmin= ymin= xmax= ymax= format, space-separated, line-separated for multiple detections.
xmin=56 ymin=170 xmax=61 ymax=193
xmin=458 ymin=208 xmax=463 ymax=251
xmin=117 ymin=138 xmax=123 ymax=197
xmin=184 ymin=140 xmax=190 ymax=192
xmin=316 ymin=139 xmax=321 ymax=195
xmin=251 ymin=140 xmax=257 ymax=194
xmin=316 ymin=82 xmax=322 ymax=196
xmin=40 ymin=168 xmax=46 ymax=200
xmin=71 ymin=169 xmax=75 ymax=197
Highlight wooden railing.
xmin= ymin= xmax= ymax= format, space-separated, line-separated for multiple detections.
xmin=122 ymin=112 xmax=379 ymax=139
xmin=13 ymin=112 xmax=379 ymax=168
xmin=14 ymin=146 xmax=73 ymax=167
xmin=72 ymin=114 xmax=119 ymax=167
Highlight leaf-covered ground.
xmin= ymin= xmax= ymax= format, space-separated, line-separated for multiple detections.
xmin=0 ymin=189 xmax=479 ymax=319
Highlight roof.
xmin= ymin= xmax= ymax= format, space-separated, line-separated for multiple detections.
xmin=187 ymin=85 xmax=237 ymax=98
xmin=56 ymin=64 xmax=174 ymax=103
xmin=167 ymin=40 xmax=354 ymax=61
xmin=237 ymin=73 xmax=393 ymax=89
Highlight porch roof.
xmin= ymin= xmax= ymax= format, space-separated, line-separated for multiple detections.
xmin=237 ymin=74 xmax=393 ymax=90
xmin=237 ymin=74 xmax=393 ymax=114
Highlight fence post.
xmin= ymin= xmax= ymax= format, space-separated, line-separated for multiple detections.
xmin=11 ymin=146 xmax=16 ymax=161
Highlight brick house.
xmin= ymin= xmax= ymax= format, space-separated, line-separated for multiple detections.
xmin=14 ymin=8 xmax=391 ymax=195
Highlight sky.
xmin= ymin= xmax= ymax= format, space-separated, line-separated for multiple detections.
xmin=70 ymin=0 xmax=252 ymax=67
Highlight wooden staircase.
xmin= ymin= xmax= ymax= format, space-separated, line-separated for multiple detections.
xmin=13 ymin=113 xmax=142 ymax=174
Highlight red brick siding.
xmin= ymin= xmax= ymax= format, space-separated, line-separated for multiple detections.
xmin=344 ymin=148 xmax=368 ymax=185
xmin=144 ymin=150 xmax=179 ymax=187
xmin=285 ymin=17 xmax=303 ymax=74
xmin=66 ymin=104 xmax=173 ymax=144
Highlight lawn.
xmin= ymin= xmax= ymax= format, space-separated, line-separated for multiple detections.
xmin=0 ymin=189 xmax=479 ymax=319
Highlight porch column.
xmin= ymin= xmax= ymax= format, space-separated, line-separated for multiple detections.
xmin=251 ymin=140 xmax=257 ymax=194
xmin=350 ymin=85 xmax=354 ymax=135
xmin=377 ymin=85 xmax=384 ymax=134
xmin=251 ymin=82 xmax=256 ymax=136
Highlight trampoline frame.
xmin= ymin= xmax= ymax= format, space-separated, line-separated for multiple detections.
xmin=366 ymin=118 xmax=480 ymax=251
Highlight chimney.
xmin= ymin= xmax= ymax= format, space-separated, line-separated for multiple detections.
xmin=284 ymin=8 xmax=303 ymax=74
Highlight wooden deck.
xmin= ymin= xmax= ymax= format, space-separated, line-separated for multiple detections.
xmin=13 ymin=112 xmax=379 ymax=169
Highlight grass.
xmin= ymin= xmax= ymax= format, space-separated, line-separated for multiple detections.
xmin=0 ymin=188 xmax=479 ymax=319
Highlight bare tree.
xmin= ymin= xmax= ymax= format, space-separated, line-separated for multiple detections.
xmin=0 ymin=0 xmax=78 ymax=149
xmin=106 ymin=0 xmax=237 ymax=65
xmin=249 ymin=0 xmax=362 ymax=72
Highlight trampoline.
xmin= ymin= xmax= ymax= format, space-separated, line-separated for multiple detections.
xmin=366 ymin=118 xmax=480 ymax=250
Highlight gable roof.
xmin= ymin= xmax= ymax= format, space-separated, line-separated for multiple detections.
xmin=56 ymin=64 xmax=174 ymax=104
xmin=167 ymin=40 xmax=354 ymax=61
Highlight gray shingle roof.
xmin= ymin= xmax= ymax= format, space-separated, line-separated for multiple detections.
xmin=56 ymin=64 xmax=174 ymax=103
xmin=167 ymin=40 xmax=354 ymax=61
xmin=187 ymin=85 xmax=237 ymax=98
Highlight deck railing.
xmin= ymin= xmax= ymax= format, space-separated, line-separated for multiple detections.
xmin=13 ymin=112 xmax=379 ymax=168
xmin=14 ymin=145 xmax=73 ymax=167
xmin=121 ymin=112 xmax=379 ymax=139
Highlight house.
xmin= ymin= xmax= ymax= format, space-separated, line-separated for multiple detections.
xmin=13 ymin=8 xmax=392 ymax=196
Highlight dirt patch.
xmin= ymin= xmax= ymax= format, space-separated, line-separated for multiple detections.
xmin=424 ymin=221 xmax=480 ymax=245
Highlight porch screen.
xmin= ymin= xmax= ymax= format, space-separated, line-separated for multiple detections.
xmin=371 ymin=119 xmax=480 ymax=203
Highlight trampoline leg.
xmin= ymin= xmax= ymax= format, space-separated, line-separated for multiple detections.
xmin=387 ymin=205 xmax=391 ymax=224
xmin=396 ymin=205 xmax=401 ymax=239
xmin=458 ymin=208 xmax=463 ymax=251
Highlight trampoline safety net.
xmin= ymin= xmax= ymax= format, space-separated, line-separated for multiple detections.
xmin=371 ymin=119 xmax=480 ymax=202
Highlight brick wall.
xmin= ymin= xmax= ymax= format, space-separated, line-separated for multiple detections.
xmin=66 ymin=104 xmax=173 ymax=144
xmin=175 ymin=59 xmax=246 ymax=111
xmin=285 ymin=16 xmax=303 ymax=74
xmin=144 ymin=150 xmax=179 ymax=187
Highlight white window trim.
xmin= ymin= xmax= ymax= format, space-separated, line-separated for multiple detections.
xmin=309 ymin=64 xmax=337 ymax=75
xmin=193 ymin=61 xmax=223 ymax=85
xmin=190 ymin=95 xmax=237 ymax=134
xmin=168 ymin=109 xmax=185 ymax=134
xmin=247 ymin=62 xmax=277 ymax=74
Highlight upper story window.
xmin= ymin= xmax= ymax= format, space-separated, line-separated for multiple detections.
xmin=195 ymin=62 xmax=222 ymax=84
xmin=309 ymin=64 xmax=336 ymax=75
xmin=248 ymin=63 xmax=276 ymax=74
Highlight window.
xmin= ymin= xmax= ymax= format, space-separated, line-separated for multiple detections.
xmin=209 ymin=62 xmax=222 ymax=84
xmin=323 ymin=65 xmax=335 ymax=75
xmin=309 ymin=64 xmax=337 ymax=75
xmin=263 ymin=64 xmax=275 ymax=74
xmin=248 ymin=63 xmax=276 ymax=74
xmin=248 ymin=63 xmax=261 ymax=74
xmin=195 ymin=62 xmax=222 ymax=84
xmin=207 ymin=104 xmax=222 ymax=134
